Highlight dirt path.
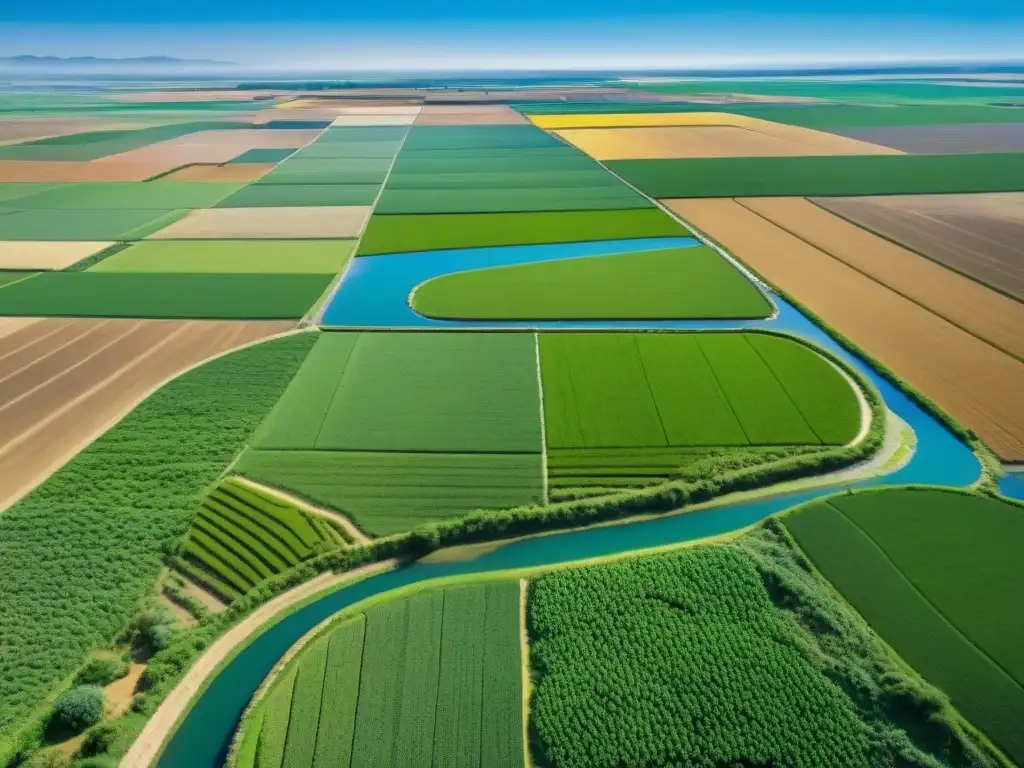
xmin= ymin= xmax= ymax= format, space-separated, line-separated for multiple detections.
xmin=121 ymin=560 xmax=395 ymax=768
xmin=230 ymin=475 xmax=371 ymax=545
xmin=0 ymin=320 xmax=296 ymax=514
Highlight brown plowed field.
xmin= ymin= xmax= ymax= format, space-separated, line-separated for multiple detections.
xmin=414 ymin=105 xmax=528 ymax=125
xmin=815 ymin=193 xmax=1024 ymax=301
xmin=146 ymin=205 xmax=371 ymax=239
xmin=0 ymin=318 xmax=293 ymax=511
xmin=158 ymin=163 xmax=276 ymax=182
xmin=663 ymin=197 xmax=1024 ymax=461
xmin=735 ymin=197 xmax=1024 ymax=360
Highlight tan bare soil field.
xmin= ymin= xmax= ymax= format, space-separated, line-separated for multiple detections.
xmin=252 ymin=109 xmax=350 ymax=124
xmin=415 ymin=105 xmax=529 ymax=125
xmin=159 ymin=163 xmax=275 ymax=182
xmin=335 ymin=105 xmax=422 ymax=116
xmin=0 ymin=241 xmax=115 ymax=270
xmin=664 ymin=197 xmax=1024 ymax=461
xmin=0 ymin=318 xmax=293 ymax=512
xmin=736 ymin=197 xmax=1024 ymax=360
xmin=147 ymin=205 xmax=371 ymax=239
xmin=0 ymin=160 xmax=170 ymax=182
xmin=815 ymin=193 xmax=1024 ymax=301
xmin=0 ymin=317 xmax=40 ymax=341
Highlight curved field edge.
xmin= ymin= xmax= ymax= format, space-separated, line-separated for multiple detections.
xmin=674 ymin=214 xmax=1003 ymax=488
xmin=0 ymin=331 xmax=318 ymax=767
xmin=780 ymin=487 xmax=1024 ymax=765
xmin=226 ymin=512 xmax=1005 ymax=768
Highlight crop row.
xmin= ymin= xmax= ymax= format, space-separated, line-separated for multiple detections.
xmin=178 ymin=478 xmax=349 ymax=601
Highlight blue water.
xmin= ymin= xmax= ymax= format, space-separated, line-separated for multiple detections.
xmin=999 ymin=471 xmax=1024 ymax=501
xmin=159 ymin=240 xmax=985 ymax=768
xmin=319 ymin=237 xmax=710 ymax=328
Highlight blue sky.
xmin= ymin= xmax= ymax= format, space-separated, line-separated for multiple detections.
xmin=2 ymin=0 xmax=1023 ymax=68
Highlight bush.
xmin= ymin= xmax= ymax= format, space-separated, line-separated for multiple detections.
xmin=74 ymin=654 xmax=128 ymax=687
xmin=77 ymin=722 xmax=118 ymax=758
xmin=50 ymin=687 xmax=104 ymax=735
xmin=149 ymin=625 xmax=175 ymax=652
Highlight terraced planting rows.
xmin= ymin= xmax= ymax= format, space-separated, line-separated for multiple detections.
xmin=176 ymin=478 xmax=353 ymax=603
xmin=785 ymin=488 xmax=1024 ymax=764
xmin=235 ymin=582 xmax=522 ymax=768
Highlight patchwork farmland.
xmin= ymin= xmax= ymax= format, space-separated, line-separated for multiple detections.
xmin=1 ymin=76 xmax=1022 ymax=768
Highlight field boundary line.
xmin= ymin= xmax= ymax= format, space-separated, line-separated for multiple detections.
xmin=311 ymin=333 xmax=361 ymax=449
xmin=540 ymin=127 xmax=780 ymax=319
xmin=734 ymin=198 xmax=1024 ymax=364
xmin=0 ymin=317 xmax=102 ymax=382
xmin=630 ymin=334 xmax=672 ymax=447
xmin=805 ymin=197 xmax=1024 ymax=307
xmin=122 ymin=560 xmax=395 ymax=768
xmin=0 ymin=318 xmax=139 ymax=417
xmin=534 ymin=333 xmax=549 ymax=502
xmin=830 ymin=502 xmax=1024 ymax=696
xmin=308 ymin=122 xmax=414 ymax=326
xmin=0 ymin=271 xmax=42 ymax=293
xmin=230 ymin=474 xmax=370 ymax=546
xmin=0 ymin=323 xmax=305 ymax=515
xmin=692 ymin=336 xmax=752 ymax=445
xmin=742 ymin=334 xmax=822 ymax=444
xmin=0 ymin=318 xmax=70 ymax=366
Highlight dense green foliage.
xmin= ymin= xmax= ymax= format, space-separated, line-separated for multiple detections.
xmin=0 ymin=272 xmax=332 ymax=319
xmin=178 ymin=477 xmax=350 ymax=602
xmin=528 ymin=527 xmax=1002 ymax=768
xmin=0 ymin=333 xmax=316 ymax=762
xmin=785 ymin=488 xmax=1024 ymax=764
xmin=539 ymin=333 xmax=860 ymax=482
xmin=411 ymin=246 xmax=772 ymax=320
xmin=90 ymin=240 xmax=354 ymax=275
xmin=357 ymin=209 xmax=690 ymax=255
xmin=253 ymin=331 xmax=542 ymax=452
xmin=50 ymin=687 xmax=104 ymax=735
xmin=236 ymin=450 xmax=544 ymax=537
xmin=608 ymin=153 xmax=1024 ymax=198
xmin=238 ymin=582 xmax=522 ymax=768
xmin=74 ymin=654 xmax=129 ymax=687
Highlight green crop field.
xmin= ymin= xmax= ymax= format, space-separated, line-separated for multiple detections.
xmin=177 ymin=477 xmax=351 ymax=602
xmin=216 ymin=183 xmax=380 ymax=207
xmin=607 ymin=153 xmax=1024 ymax=198
xmin=785 ymin=488 xmax=1024 ymax=764
xmin=357 ymin=209 xmax=691 ymax=255
xmin=238 ymin=582 xmax=522 ymax=768
xmin=0 ymin=333 xmax=316 ymax=752
xmin=227 ymin=148 xmax=298 ymax=164
xmin=11 ymin=182 xmax=242 ymax=210
xmin=235 ymin=449 xmax=544 ymax=537
xmin=253 ymin=331 xmax=542 ymax=453
xmin=528 ymin=530 xmax=1000 ymax=767
xmin=0 ymin=272 xmax=36 ymax=288
xmin=0 ymin=272 xmax=332 ymax=319
xmin=0 ymin=208 xmax=184 ymax=240
xmin=539 ymin=332 xmax=859 ymax=453
xmin=411 ymin=246 xmax=772 ymax=320
xmin=0 ymin=183 xmax=60 ymax=203
xmin=89 ymin=240 xmax=355 ymax=274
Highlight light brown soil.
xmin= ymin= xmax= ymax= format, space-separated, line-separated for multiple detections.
xmin=0 ymin=241 xmax=115 ymax=270
xmin=182 ymin=580 xmax=228 ymax=614
xmin=736 ymin=197 xmax=1024 ymax=360
xmin=0 ymin=317 xmax=41 ymax=341
xmin=147 ymin=205 xmax=371 ymax=239
xmin=555 ymin=122 xmax=900 ymax=160
xmin=0 ymin=160 xmax=169 ymax=182
xmin=121 ymin=560 xmax=396 ymax=768
xmin=415 ymin=105 xmax=529 ymax=125
xmin=231 ymin=475 xmax=371 ymax=545
xmin=105 ymin=660 xmax=147 ymax=717
xmin=0 ymin=319 xmax=294 ymax=512
xmin=159 ymin=591 xmax=199 ymax=627
xmin=663 ymin=197 xmax=1024 ymax=461
xmin=815 ymin=193 xmax=1024 ymax=301
xmin=252 ymin=109 xmax=350 ymax=124
xmin=158 ymin=163 xmax=275 ymax=182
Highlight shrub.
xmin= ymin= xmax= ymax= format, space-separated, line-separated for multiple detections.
xmin=77 ymin=722 xmax=118 ymax=758
xmin=149 ymin=625 xmax=175 ymax=652
xmin=74 ymin=654 xmax=128 ymax=687
xmin=50 ymin=687 xmax=104 ymax=735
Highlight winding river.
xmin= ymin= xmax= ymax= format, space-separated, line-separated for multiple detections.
xmin=160 ymin=239 xmax=984 ymax=768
